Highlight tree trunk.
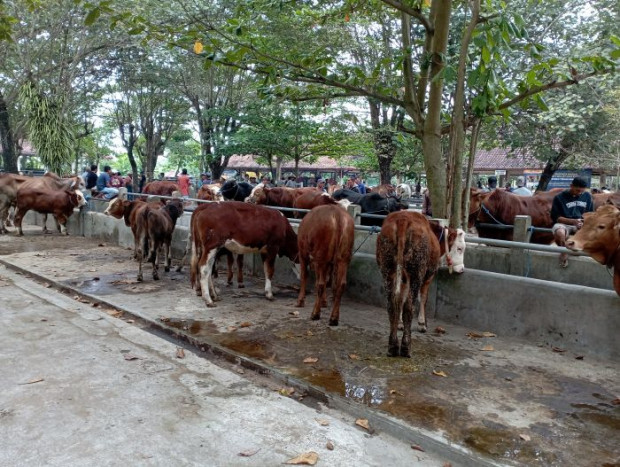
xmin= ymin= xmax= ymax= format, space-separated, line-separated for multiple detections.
xmin=0 ymin=91 xmax=18 ymax=173
xmin=461 ymin=118 xmax=482 ymax=228
xmin=537 ymin=148 xmax=569 ymax=191
xmin=422 ymin=0 xmax=452 ymax=219
xmin=375 ymin=128 xmax=396 ymax=185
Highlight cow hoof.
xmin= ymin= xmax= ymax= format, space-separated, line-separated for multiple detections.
xmin=175 ymin=266 xmax=183 ymax=273
xmin=400 ymin=348 xmax=412 ymax=358
xmin=265 ymin=294 xmax=274 ymax=301
xmin=137 ymin=275 xmax=143 ymax=282
xmin=418 ymin=324 xmax=427 ymax=333
xmin=296 ymin=300 xmax=305 ymax=308
xmin=238 ymin=284 xmax=245 ymax=289
xmin=196 ymin=290 xmax=202 ymax=297
xmin=164 ymin=266 xmax=170 ymax=272
xmin=153 ymin=275 xmax=160 ymax=281
xmin=226 ymin=281 xmax=233 ymax=287
xmin=387 ymin=347 xmax=400 ymax=357
xmin=206 ymin=302 xmax=216 ymax=308
xmin=328 ymin=319 xmax=339 ymax=327
xmin=310 ymin=314 xmax=320 ymax=321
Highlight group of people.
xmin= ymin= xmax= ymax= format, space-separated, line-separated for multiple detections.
xmin=81 ymin=165 xmax=132 ymax=200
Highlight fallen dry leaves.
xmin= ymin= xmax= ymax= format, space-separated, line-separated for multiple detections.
xmin=227 ymin=326 xmax=238 ymax=332
xmin=552 ymin=346 xmax=566 ymax=353
xmin=519 ymin=433 xmax=531 ymax=442
xmin=279 ymin=387 xmax=296 ymax=397
xmin=411 ymin=444 xmax=425 ymax=452
xmin=435 ymin=326 xmax=446 ymax=334
xmin=176 ymin=348 xmax=185 ymax=359
xmin=239 ymin=321 xmax=252 ymax=328
xmin=326 ymin=441 xmax=334 ymax=450
xmin=123 ymin=354 xmax=140 ymax=361
xmin=480 ymin=345 xmax=494 ymax=351
xmin=432 ymin=370 xmax=448 ymax=377
xmin=315 ymin=418 xmax=329 ymax=426
xmin=466 ymin=331 xmax=496 ymax=339
xmin=303 ymin=357 xmax=318 ymax=364
xmin=284 ymin=452 xmax=319 ymax=465
xmin=20 ymin=378 xmax=44 ymax=385
xmin=238 ymin=448 xmax=260 ymax=457
xmin=355 ymin=418 xmax=370 ymax=431
xmin=348 ymin=354 xmax=360 ymax=360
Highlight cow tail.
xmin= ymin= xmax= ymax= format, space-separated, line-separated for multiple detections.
xmin=393 ymin=225 xmax=409 ymax=312
xmin=141 ymin=207 xmax=151 ymax=262
xmin=189 ymin=221 xmax=200 ymax=289
xmin=146 ymin=209 xmax=158 ymax=263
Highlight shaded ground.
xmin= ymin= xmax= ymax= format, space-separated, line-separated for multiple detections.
xmin=1 ymin=226 xmax=619 ymax=466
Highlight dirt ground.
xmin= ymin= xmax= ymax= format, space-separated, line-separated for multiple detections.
xmin=1 ymin=226 xmax=619 ymax=466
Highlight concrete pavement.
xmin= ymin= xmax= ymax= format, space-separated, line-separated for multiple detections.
xmin=0 ymin=266 xmax=443 ymax=466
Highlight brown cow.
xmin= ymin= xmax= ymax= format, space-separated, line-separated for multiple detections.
xmin=593 ymin=191 xmax=620 ymax=209
xmin=105 ymin=198 xmax=161 ymax=259
xmin=245 ymin=186 xmax=319 ymax=217
xmin=376 ymin=211 xmax=466 ymax=357
xmin=368 ymin=184 xmax=396 ymax=196
xmin=295 ymin=204 xmax=355 ymax=326
xmin=292 ymin=190 xmax=339 ymax=218
xmin=189 ymin=201 xmax=298 ymax=307
xmin=468 ymin=188 xmax=554 ymax=244
xmin=142 ymin=181 xmax=181 ymax=198
xmin=13 ymin=187 xmax=84 ymax=236
xmin=196 ymin=183 xmax=223 ymax=201
xmin=566 ymin=205 xmax=620 ymax=297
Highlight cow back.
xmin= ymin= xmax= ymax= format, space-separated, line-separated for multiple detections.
xmin=143 ymin=181 xmax=181 ymax=197
xmin=298 ymin=205 xmax=354 ymax=263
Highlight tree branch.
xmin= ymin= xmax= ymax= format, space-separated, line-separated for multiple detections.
xmin=380 ymin=0 xmax=432 ymax=33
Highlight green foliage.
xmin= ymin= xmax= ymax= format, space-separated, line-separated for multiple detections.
xmin=18 ymin=81 xmax=75 ymax=174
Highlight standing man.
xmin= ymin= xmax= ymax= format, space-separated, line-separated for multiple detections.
xmin=551 ymin=176 xmax=594 ymax=268
xmin=85 ymin=164 xmax=98 ymax=191
xmin=356 ymin=177 xmax=367 ymax=194
xmin=512 ymin=176 xmax=532 ymax=196
xmin=177 ymin=168 xmax=192 ymax=197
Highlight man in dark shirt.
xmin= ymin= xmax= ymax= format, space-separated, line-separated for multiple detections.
xmin=85 ymin=164 xmax=98 ymax=190
xmin=551 ymin=176 xmax=594 ymax=267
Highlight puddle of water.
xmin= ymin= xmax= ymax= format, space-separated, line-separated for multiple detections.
xmin=163 ymin=318 xmax=218 ymax=337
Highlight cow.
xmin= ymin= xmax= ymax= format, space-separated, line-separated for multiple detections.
xmin=566 ymin=204 xmax=620 ymax=297
xmin=13 ymin=186 xmax=86 ymax=236
xmin=292 ymin=190 xmax=339 ymax=218
xmin=368 ymin=184 xmax=396 ymax=196
xmin=245 ymin=186 xmax=319 ymax=217
xmin=376 ymin=211 xmax=466 ymax=357
xmin=332 ymin=189 xmax=408 ymax=226
xmin=0 ymin=172 xmax=83 ymax=233
xmin=593 ymin=191 xmax=620 ymax=209
xmin=219 ymin=180 xmax=253 ymax=201
xmin=104 ymin=198 xmax=162 ymax=259
xmin=196 ymin=183 xmax=223 ymax=201
xmin=189 ymin=201 xmax=298 ymax=307
xmin=142 ymin=181 xmax=181 ymax=199
xmin=295 ymin=204 xmax=355 ymax=326
xmin=468 ymin=188 xmax=554 ymax=244
xmin=396 ymin=183 xmax=412 ymax=199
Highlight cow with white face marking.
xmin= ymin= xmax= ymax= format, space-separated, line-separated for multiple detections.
xmin=189 ymin=201 xmax=299 ymax=307
xmin=376 ymin=211 xmax=466 ymax=357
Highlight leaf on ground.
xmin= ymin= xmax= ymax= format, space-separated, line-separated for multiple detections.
xmin=348 ymin=354 xmax=360 ymax=360
xmin=176 ymin=348 xmax=185 ymax=359
xmin=575 ymin=355 xmax=584 ymax=360
xmin=289 ymin=311 xmax=300 ymax=316
xmin=432 ymin=370 xmax=448 ymax=377
xmin=480 ymin=345 xmax=494 ymax=351
xmin=43 ymin=283 xmax=51 ymax=288
xmin=303 ymin=357 xmax=318 ymax=364
xmin=552 ymin=346 xmax=566 ymax=353
xmin=390 ymin=389 xmax=404 ymax=396
xmin=21 ymin=378 xmax=44 ymax=385
xmin=466 ymin=331 xmax=496 ymax=339
xmin=411 ymin=444 xmax=425 ymax=452
xmin=611 ymin=398 xmax=620 ymax=405
xmin=355 ymin=418 xmax=370 ymax=430
xmin=126 ymin=319 xmax=135 ymax=324
xmin=519 ymin=433 xmax=531 ymax=442
xmin=227 ymin=326 xmax=237 ymax=332
xmin=435 ymin=326 xmax=446 ymax=334
xmin=123 ymin=354 xmax=140 ymax=361
xmin=326 ymin=441 xmax=334 ymax=450
xmin=239 ymin=321 xmax=252 ymax=328
xmin=279 ymin=387 xmax=295 ymax=396
xmin=306 ymin=330 xmax=314 ymax=336
xmin=482 ymin=332 xmax=496 ymax=337
xmin=160 ymin=316 xmax=170 ymax=322
xmin=284 ymin=452 xmax=319 ymax=465
xmin=106 ymin=309 xmax=123 ymax=317
xmin=88 ymin=269 xmax=96 ymax=272
xmin=238 ymin=448 xmax=260 ymax=457
xmin=315 ymin=418 xmax=329 ymax=426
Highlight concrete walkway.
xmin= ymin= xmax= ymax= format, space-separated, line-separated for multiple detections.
xmin=1 ymin=227 xmax=619 ymax=466
xmin=0 ymin=265 xmax=442 ymax=466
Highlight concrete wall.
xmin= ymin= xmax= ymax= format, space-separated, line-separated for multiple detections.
xmin=24 ymin=201 xmax=620 ymax=359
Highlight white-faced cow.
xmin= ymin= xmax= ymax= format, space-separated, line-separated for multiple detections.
xmin=189 ymin=201 xmax=298 ymax=307
xmin=566 ymin=204 xmax=620 ymax=297
xmin=376 ymin=211 xmax=466 ymax=357
xmin=295 ymin=204 xmax=355 ymax=326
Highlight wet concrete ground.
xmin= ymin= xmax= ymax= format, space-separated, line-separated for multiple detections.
xmin=1 ymin=227 xmax=619 ymax=466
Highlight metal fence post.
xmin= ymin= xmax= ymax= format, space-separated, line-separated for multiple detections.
xmin=347 ymin=204 xmax=361 ymax=225
xmin=510 ymin=215 xmax=532 ymax=276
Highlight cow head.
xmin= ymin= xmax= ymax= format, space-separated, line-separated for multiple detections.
xmin=245 ymin=185 xmax=268 ymax=204
xmin=75 ymin=189 xmax=87 ymax=207
xmin=467 ymin=188 xmax=490 ymax=229
xmin=104 ymin=197 xmax=127 ymax=218
xmin=566 ymin=205 xmax=620 ymax=265
xmin=386 ymin=195 xmax=409 ymax=212
xmin=445 ymin=228 xmax=466 ymax=274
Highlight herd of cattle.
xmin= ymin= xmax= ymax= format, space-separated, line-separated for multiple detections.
xmin=1 ymin=172 xmax=618 ymax=355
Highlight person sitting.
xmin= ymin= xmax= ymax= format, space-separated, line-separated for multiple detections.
xmin=285 ymin=176 xmax=297 ymax=188
xmin=316 ymin=178 xmax=327 ymax=192
xmin=95 ymin=165 xmax=119 ymax=200
xmin=110 ymin=170 xmax=124 ymax=189
xmin=512 ymin=176 xmax=532 ymax=196
xmin=551 ymin=176 xmax=594 ymax=268
xmin=85 ymin=164 xmax=98 ymax=192
xmin=346 ymin=177 xmax=360 ymax=193
xmin=486 ymin=176 xmax=498 ymax=192
xmin=504 ymin=182 xmax=513 ymax=192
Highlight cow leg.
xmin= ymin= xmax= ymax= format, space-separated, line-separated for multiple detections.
xmin=199 ymin=249 xmax=218 ymax=307
xmin=58 ymin=215 xmax=69 ymax=235
xmin=14 ymin=208 xmax=25 ymax=237
xmin=136 ymin=246 xmax=144 ymax=282
xmin=417 ymin=276 xmax=434 ymax=333
xmin=262 ymin=254 xmax=276 ymax=300
xmin=53 ymin=215 xmax=62 ymax=234
xmin=176 ymin=230 xmax=192 ymax=272
xmin=311 ymin=267 xmax=327 ymax=321
xmin=295 ymin=256 xmax=308 ymax=308
xmin=40 ymin=213 xmax=51 ymax=234
xmin=152 ymin=247 xmax=160 ymax=281
xmin=400 ymin=292 xmax=414 ymax=358
xmin=163 ymin=243 xmax=171 ymax=272
xmin=385 ymin=279 xmax=400 ymax=357
xmin=328 ymin=262 xmax=347 ymax=327
xmin=0 ymin=201 xmax=10 ymax=233
xmin=225 ymin=251 xmax=234 ymax=286
xmin=236 ymin=254 xmax=244 ymax=288
xmin=320 ymin=266 xmax=331 ymax=308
